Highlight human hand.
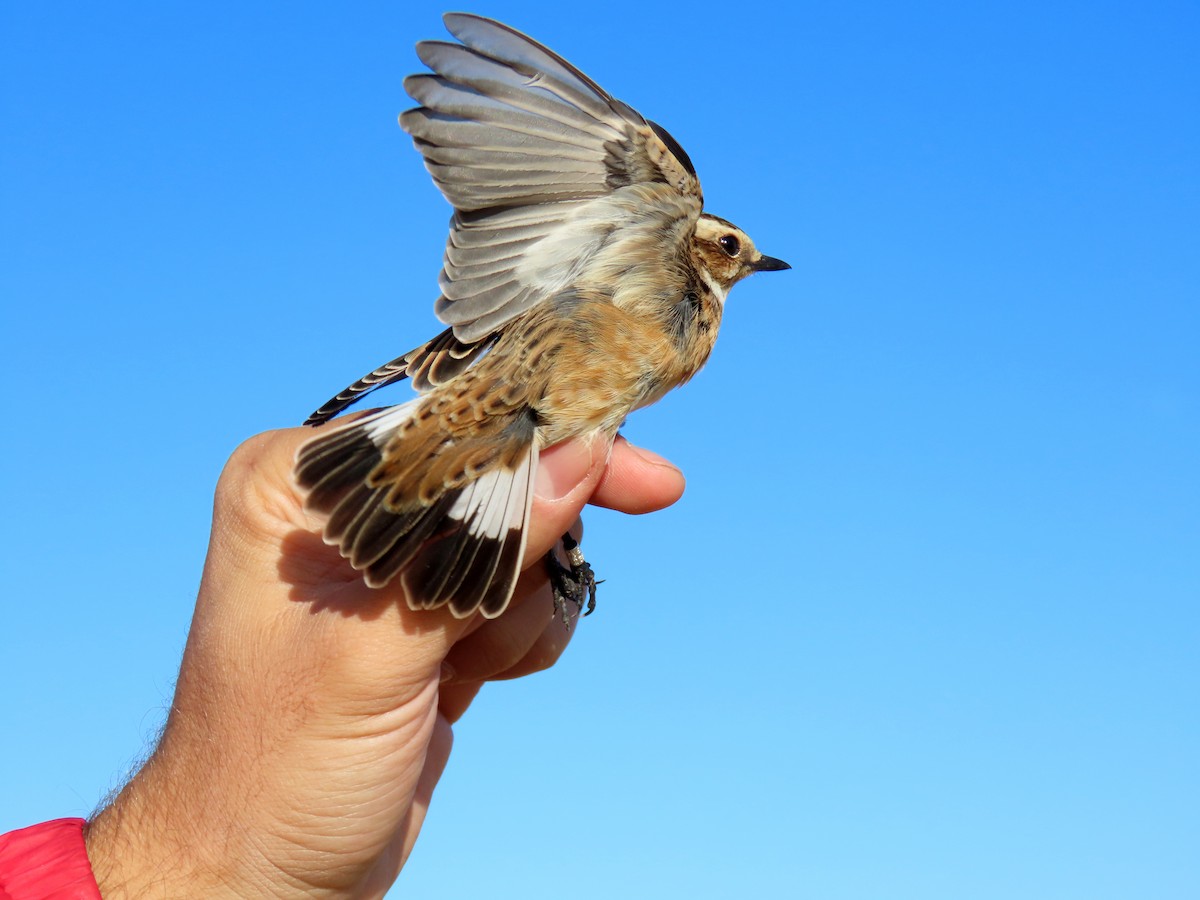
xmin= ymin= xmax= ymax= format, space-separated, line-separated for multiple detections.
xmin=84 ymin=426 xmax=684 ymax=898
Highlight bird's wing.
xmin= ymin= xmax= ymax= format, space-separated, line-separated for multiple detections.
xmin=401 ymin=13 xmax=704 ymax=342
xmin=304 ymin=328 xmax=497 ymax=426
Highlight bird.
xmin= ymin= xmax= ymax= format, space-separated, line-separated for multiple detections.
xmin=295 ymin=13 xmax=790 ymax=620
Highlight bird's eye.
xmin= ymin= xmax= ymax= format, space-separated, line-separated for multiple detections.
xmin=718 ymin=235 xmax=740 ymax=257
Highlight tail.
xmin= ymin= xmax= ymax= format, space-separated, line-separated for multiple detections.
xmin=304 ymin=327 xmax=496 ymax=426
xmin=295 ymin=401 xmax=538 ymax=618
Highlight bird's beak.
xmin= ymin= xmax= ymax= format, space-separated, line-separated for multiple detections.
xmin=751 ymin=254 xmax=791 ymax=272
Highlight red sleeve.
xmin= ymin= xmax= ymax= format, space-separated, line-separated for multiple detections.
xmin=0 ymin=819 xmax=101 ymax=900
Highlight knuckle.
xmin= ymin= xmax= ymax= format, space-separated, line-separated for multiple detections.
xmin=213 ymin=429 xmax=309 ymax=540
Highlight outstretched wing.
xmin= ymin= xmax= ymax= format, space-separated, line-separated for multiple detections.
xmin=402 ymin=13 xmax=704 ymax=342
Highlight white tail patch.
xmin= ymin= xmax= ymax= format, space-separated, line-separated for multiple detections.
xmin=299 ymin=396 xmax=540 ymax=618
xmin=361 ymin=399 xmax=422 ymax=444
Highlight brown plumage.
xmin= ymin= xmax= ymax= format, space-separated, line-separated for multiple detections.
xmin=296 ymin=14 xmax=789 ymax=618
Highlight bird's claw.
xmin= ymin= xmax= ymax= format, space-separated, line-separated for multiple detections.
xmin=545 ymin=532 xmax=598 ymax=625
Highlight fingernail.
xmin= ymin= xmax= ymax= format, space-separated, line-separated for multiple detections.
xmin=535 ymin=438 xmax=596 ymax=501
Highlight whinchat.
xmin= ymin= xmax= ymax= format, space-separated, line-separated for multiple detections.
xmin=297 ymin=13 xmax=790 ymax=619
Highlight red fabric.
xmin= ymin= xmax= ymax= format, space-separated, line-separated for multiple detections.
xmin=0 ymin=819 xmax=101 ymax=900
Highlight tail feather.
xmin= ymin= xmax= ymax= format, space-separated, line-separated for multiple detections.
xmin=359 ymin=493 xmax=458 ymax=588
xmin=344 ymin=489 xmax=430 ymax=569
xmin=476 ymin=455 xmax=535 ymax=617
xmin=297 ymin=407 xmax=411 ymax=501
xmin=324 ymin=482 xmax=378 ymax=546
xmin=401 ymin=478 xmax=487 ymax=608
xmin=401 ymin=442 xmax=536 ymax=616
xmin=295 ymin=399 xmax=538 ymax=618
xmin=478 ymin=535 xmax=528 ymax=617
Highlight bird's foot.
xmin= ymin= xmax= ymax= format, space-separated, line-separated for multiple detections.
xmin=545 ymin=532 xmax=598 ymax=625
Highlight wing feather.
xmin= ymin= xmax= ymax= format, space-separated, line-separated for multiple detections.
xmin=401 ymin=13 xmax=703 ymax=342
xmin=405 ymin=75 xmax=619 ymax=151
xmin=417 ymin=142 xmax=605 ymax=177
xmin=442 ymin=14 xmax=619 ymax=118
xmin=304 ymin=328 xmax=496 ymax=425
xmin=411 ymin=46 xmax=620 ymax=138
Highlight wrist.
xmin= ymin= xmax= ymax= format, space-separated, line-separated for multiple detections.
xmin=85 ymin=757 xmax=256 ymax=899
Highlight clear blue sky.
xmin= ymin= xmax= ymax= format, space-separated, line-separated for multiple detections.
xmin=3 ymin=2 xmax=1197 ymax=897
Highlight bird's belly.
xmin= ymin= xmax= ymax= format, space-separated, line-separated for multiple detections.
xmin=530 ymin=310 xmax=679 ymax=447
xmin=534 ymin=355 xmax=656 ymax=446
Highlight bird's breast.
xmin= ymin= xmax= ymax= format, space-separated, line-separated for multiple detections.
xmin=503 ymin=293 xmax=715 ymax=447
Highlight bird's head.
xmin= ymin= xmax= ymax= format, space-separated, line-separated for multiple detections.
xmin=693 ymin=214 xmax=790 ymax=296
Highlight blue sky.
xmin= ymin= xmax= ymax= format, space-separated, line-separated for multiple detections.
xmin=2 ymin=2 xmax=1197 ymax=897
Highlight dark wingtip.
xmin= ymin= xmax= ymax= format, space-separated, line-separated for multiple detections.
xmin=303 ymin=398 xmax=349 ymax=427
xmin=648 ymin=120 xmax=697 ymax=178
